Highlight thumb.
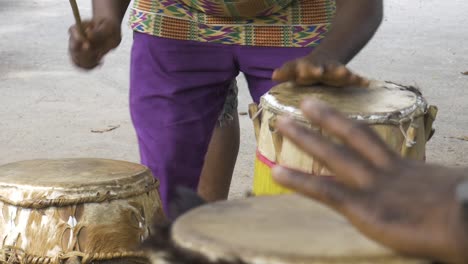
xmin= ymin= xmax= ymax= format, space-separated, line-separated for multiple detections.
xmin=69 ymin=24 xmax=91 ymax=51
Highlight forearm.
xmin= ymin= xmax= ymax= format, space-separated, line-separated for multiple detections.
xmin=92 ymin=0 xmax=131 ymax=24
xmin=310 ymin=0 xmax=383 ymax=64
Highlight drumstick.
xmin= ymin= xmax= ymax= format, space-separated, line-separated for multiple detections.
xmin=69 ymin=0 xmax=86 ymax=37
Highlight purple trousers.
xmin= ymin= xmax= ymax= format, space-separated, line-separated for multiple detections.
xmin=130 ymin=32 xmax=314 ymax=215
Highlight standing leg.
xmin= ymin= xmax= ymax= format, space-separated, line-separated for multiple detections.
xmin=129 ymin=33 xmax=238 ymax=216
xmin=198 ymin=81 xmax=240 ymax=201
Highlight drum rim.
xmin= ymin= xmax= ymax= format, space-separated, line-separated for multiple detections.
xmin=260 ymin=81 xmax=428 ymax=126
xmin=0 ymin=158 xmax=159 ymax=208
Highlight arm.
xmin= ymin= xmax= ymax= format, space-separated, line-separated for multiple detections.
xmin=92 ymin=0 xmax=131 ymax=24
xmin=272 ymin=0 xmax=383 ymax=87
xmin=311 ymin=0 xmax=383 ymax=64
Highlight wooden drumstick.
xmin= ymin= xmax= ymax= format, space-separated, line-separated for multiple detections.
xmin=69 ymin=0 xmax=86 ymax=37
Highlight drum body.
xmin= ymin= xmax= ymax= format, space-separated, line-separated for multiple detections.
xmin=251 ymin=81 xmax=438 ymax=195
xmin=0 ymin=159 xmax=164 ymax=264
xmin=169 ymin=195 xmax=429 ymax=264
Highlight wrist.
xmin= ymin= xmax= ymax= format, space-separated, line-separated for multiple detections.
xmin=307 ymin=49 xmax=338 ymax=65
xmin=92 ymin=15 xmax=121 ymax=29
xmin=306 ymin=49 xmax=346 ymax=66
xmin=92 ymin=10 xmax=120 ymax=25
xmin=89 ymin=16 xmax=122 ymax=51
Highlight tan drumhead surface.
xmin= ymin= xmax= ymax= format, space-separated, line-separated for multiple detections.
xmin=173 ymin=195 xmax=425 ymax=264
xmin=263 ymin=81 xmax=424 ymax=119
xmin=0 ymin=159 xmax=158 ymax=208
xmin=0 ymin=158 xmax=148 ymax=187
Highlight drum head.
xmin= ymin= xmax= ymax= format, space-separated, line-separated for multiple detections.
xmin=172 ymin=195 xmax=425 ymax=264
xmin=263 ymin=81 xmax=427 ymax=123
xmin=0 ymin=159 xmax=156 ymax=206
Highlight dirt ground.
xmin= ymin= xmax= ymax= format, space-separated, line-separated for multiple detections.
xmin=0 ymin=0 xmax=467 ymax=199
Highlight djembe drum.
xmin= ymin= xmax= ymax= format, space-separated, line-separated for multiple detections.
xmin=249 ymin=81 xmax=438 ymax=195
xmin=145 ymin=195 xmax=429 ymax=264
xmin=0 ymin=158 xmax=164 ymax=264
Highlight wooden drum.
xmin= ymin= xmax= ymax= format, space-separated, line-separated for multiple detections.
xmin=249 ymin=81 xmax=438 ymax=195
xmin=154 ymin=195 xmax=429 ymax=264
xmin=0 ymin=158 xmax=164 ymax=264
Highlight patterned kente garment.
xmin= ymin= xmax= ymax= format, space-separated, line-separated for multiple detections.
xmin=129 ymin=0 xmax=336 ymax=47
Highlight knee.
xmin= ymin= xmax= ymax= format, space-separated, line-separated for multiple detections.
xmin=218 ymin=80 xmax=239 ymax=127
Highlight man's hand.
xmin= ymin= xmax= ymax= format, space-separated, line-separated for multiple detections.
xmin=68 ymin=18 xmax=121 ymax=70
xmin=272 ymin=99 xmax=468 ymax=264
xmin=272 ymin=56 xmax=369 ymax=87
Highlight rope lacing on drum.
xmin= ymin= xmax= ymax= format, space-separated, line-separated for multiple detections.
xmin=0 ymin=248 xmax=148 ymax=264
xmin=61 ymin=250 xmax=148 ymax=264
xmin=399 ymin=117 xmax=417 ymax=148
xmin=251 ymin=106 xmax=263 ymax=121
xmin=0 ymin=245 xmax=25 ymax=264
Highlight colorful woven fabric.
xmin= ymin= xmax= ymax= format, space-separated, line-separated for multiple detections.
xmin=129 ymin=0 xmax=336 ymax=47
xmin=176 ymin=0 xmax=295 ymax=18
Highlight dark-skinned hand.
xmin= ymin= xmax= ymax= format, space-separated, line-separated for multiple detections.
xmin=68 ymin=18 xmax=121 ymax=70
xmin=272 ymin=55 xmax=369 ymax=87
xmin=272 ymin=99 xmax=468 ymax=264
